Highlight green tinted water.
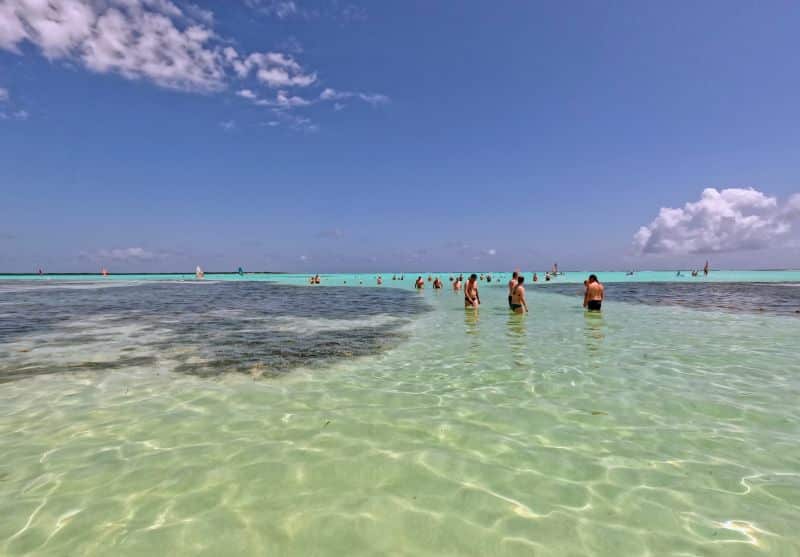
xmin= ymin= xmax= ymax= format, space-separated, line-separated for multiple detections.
xmin=1 ymin=280 xmax=799 ymax=555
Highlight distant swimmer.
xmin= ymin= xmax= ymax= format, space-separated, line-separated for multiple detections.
xmin=38 ymin=268 xmax=43 ymax=275
xmin=676 ymin=270 xmax=682 ymax=277
xmin=508 ymin=271 xmax=519 ymax=308
xmin=314 ymin=274 xmax=321 ymax=284
xmin=377 ymin=275 xmax=383 ymax=285
xmin=195 ymin=266 xmax=205 ymax=280
xmin=101 ymin=267 xmax=109 ymax=277
xmin=433 ymin=277 xmax=443 ymax=289
xmin=415 ymin=276 xmax=425 ymax=289
xmin=545 ymin=272 xmax=551 ymax=282
xmin=453 ymin=276 xmax=462 ymax=291
xmin=533 ymin=272 xmax=538 ymax=282
xmin=238 ymin=267 xmax=244 ymax=276
xmin=583 ymin=274 xmax=604 ymax=311
xmin=427 ymin=275 xmax=432 ymax=282
xmin=480 ymin=274 xmax=485 ymax=281
xmin=704 ymin=260 xmax=709 ymax=276
xmin=510 ymin=275 xmax=528 ymax=314
xmin=465 ymin=273 xmax=480 ymax=308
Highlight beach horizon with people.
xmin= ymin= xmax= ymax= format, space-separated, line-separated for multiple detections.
xmin=3 ymin=0 xmax=800 ymax=554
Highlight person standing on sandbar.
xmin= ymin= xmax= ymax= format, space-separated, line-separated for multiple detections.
xmin=510 ymin=275 xmax=528 ymax=314
xmin=465 ymin=274 xmax=480 ymax=308
xmin=583 ymin=274 xmax=604 ymax=311
xmin=508 ymin=271 xmax=519 ymax=309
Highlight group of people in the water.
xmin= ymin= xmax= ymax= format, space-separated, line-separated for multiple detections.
xmin=402 ymin=269 xmax=604 ymax=314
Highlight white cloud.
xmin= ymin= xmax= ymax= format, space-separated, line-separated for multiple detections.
xmin=245 ymin=0 xmax=298 ymax=19
xmin=0 ymin=0 xmax=314 ymax=93
xmin=634 ymin=188 xmax=800 ymax=255
xmin=219 ymin=119 xmax=236 ymax=131
xmin=89 ymin=247 xmax=162 ymax=261
xmin=0 ymin=109 xmax=28 ymax=121
xmin=244 ymin=1 xmax=366 ymax=22
xmin=229 ymin=51 xmax=315 ymax=88
xmin=485 ymin=248 xmax=497 ymax=256
xmin=358 ymin=92 xmax=389 ymax=105
xmin=319 ymin=88 xmax=389 ymax=107
xmin=1 ymin=0 xmax=387 ymax=125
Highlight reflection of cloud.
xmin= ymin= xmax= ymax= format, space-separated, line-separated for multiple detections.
xmin=316 ymin=228 xmax=344 ymax=239
xmin=635 ymin=188 xmax=800 ymax=254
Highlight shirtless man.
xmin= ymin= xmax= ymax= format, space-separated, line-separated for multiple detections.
xmin=583 ymin=274 xmax=604 ymax=311
xmin=509 ymin=275 xmax=528 ymax=314
xmin=377 ymin=275 xmax=383 ymax=285
xmin=415 ymin=276 xmax=425 ymax=289
xmin=464 ymin=274 xmax=480 ymax=308
xmin=453 ymin=275 xmax=462 ymax=291
xmin=433 ymin=277 xmax=443 ymax=289
xmin=507 ymin=271 xmax=519 ymax=308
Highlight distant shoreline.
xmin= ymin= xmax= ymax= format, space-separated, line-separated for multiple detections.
xmin=1 ymin=269 xmax=799 ymax=275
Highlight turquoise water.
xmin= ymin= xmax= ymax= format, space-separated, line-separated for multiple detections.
xmin=3 ymin=269 xmax=800 ymax=284
xmin=1 ymin=274 xmax=799 ymax=555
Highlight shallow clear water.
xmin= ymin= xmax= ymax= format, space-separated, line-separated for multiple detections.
xmin=1 ymin=276 xmax=799 ymax=555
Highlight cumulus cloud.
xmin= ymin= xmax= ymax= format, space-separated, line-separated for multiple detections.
xmin=634 ymin=188 xmax=800 ymax=255
xmin=236 ymin=88 xmax=257 ymax=99
xmin=1 ymin=0 xmax=388 ymax=130
xmin=0 ymin=0 xmax=316 ymax=92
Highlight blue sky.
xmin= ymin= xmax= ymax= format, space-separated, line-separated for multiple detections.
xmin=1 ymin=0 xmax=799 ymax=272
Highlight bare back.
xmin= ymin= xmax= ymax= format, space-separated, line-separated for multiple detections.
xmin=586 ymin=282 xmax=604 ymax=301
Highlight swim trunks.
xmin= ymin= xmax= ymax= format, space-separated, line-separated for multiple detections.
xmin=510 ymin=303 xmax=522 ymax=311
xmin=587 ymin=300 xmax=602 ymax=311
